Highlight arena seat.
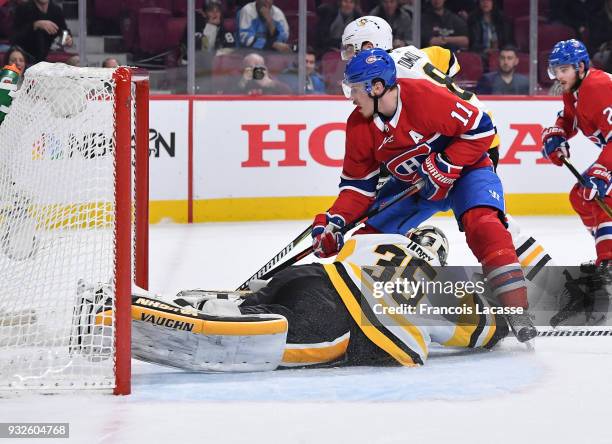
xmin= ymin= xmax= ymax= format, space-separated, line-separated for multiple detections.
xmin=138 ymin=7 xmax=173 ymax=54
xmin=538 ymin=23 xmax=575 ymax=52
xmin=94 ymin=0 xmax=123 ymax=21
xmin=454 ymin=51 xmax=484 ymax=87
xmin=502 ymin=0 xmax=549 ymax=21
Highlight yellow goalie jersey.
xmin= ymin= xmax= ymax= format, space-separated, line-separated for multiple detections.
xmin=390 ymin=45 xmax=500 ymax=149
xmin=323 ymin=234 xmax=503 ymax=366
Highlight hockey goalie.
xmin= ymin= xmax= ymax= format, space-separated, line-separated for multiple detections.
xmin=73 ymin=227 xmax=523 ymax=372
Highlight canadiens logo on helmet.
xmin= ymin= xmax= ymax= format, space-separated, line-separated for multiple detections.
xmin=366 ymin=55 xmax=377 ymax=64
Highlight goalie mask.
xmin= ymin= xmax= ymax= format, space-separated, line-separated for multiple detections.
xmin=407 ymin=225 xmax=449 ymax=266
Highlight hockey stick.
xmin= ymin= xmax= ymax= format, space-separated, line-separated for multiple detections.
xmin=537 ymin=329 xmax=612 ymax=337
xmin=235 ymin=225 xmax=313 ymax=291
xmin=560 ymin=156 xmax=612 ymax=218
xmin=239 ymin=181 xmax=423 ymax=287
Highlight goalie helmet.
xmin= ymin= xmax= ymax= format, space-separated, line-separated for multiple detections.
xmin=407 ymin=225 xmax=449 ymax=266
xmin=341 ymin=16 xmax=393 ymax=60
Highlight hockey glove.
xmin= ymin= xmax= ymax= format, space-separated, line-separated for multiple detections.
xmin=417 ymin=152 xmax=462 ymax=201
xmin=541 ymin=127 xmax=570 ymax=166
xmin=312 ymin=212 xmax=345 ymax=258
xmin=581 ymin=164 xmax=612 ymax=201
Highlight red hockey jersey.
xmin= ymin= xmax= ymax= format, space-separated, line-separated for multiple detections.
xmin=330 ymin=78 xmax=496 ymax=223
xmin=555 ymin=68 xmax=612 ymax=170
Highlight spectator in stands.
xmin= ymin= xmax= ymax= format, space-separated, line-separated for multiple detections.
xmin=280 ymin=47 xmax=326 ymax=94
xmin=467 ymin=0 xmax=512 ymax=55
xmin=227 ymin=52 xmax=292 ymax=95
xmin=315 ymin=0 xmax=361 ymax=54
xmin=102 ymin=57 xmax=119 ymax=68
xmin=237 ymin=0 xmax=291 ymax=52
xmin=10 ymin=0 xmax=73 ymax=63
xmin=3 ymin=45 xmax=27 ymax=74
xmin=369 ymin=0 xmax=413 ymax=47
xmin=421 ymin=0 xmax=469 ymax=51
xmin=476 ymin=45 xmax=528 ymax=95
xmin=181 ymin=0 xmax=235 ymax=63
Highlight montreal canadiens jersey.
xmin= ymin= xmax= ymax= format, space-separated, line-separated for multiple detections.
xmin=330 ymin=78 xmax=496 ymax=223
xmin=322 ymin=234 xmax=499 ymax=366
xmin=555 ymin=68 xmax=612 ymax=170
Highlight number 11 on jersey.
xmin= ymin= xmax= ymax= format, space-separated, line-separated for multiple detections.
xmin=450 ymin=102 xmax=474 ymax=126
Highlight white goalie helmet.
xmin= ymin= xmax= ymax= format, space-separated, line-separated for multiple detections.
xmin=407 ymin=225 xmax=449 ymax=266
xmin=341 ymin=16 xmax=393 ymax=61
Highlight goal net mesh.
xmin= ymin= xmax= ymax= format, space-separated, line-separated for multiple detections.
xmin=0 ymin=62 xmax=134 ymax=390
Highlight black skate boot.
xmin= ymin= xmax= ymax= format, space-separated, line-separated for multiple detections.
xmin=506 ymin=310 xmax=538 ymax=342
xmin=552 ymin=261 xmax=611 ymax=327
xmin=581 ymin=260 xmax=611 ymax=325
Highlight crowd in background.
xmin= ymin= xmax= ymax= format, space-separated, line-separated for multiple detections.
xmin=0 ymin=0 xmax=610 ymax=94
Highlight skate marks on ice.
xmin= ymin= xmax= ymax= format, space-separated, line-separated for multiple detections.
xmin=130 ymin=342 xmax=542 ymax=402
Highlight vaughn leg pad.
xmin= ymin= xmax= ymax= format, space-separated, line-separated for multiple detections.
xmin=130 ymin=296 xmax=288 ymax=372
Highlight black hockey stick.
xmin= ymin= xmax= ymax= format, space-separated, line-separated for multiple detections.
xmin=235 ymin=224 xmax=313 ymax=291
xmin=561 ymin=156 xmax=612 ymax=218
xmin=240 ymin=181 xmax=423 ymax=286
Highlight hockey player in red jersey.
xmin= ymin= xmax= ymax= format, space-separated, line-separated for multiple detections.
xmin=542 ymin=39 xmax=611 ymax=284
xmin=311 ymin=48 xmax=536 ymax=341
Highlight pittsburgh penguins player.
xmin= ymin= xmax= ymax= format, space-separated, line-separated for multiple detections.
xmin=74 ymin=227 xmax=527 ymax=372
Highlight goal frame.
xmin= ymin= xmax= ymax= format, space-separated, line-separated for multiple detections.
xmin=114 ymin=68 xmax=149 ymax=396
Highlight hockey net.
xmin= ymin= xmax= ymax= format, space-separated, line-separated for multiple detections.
xmin=0 ymin=63 xmax=149 ymax=394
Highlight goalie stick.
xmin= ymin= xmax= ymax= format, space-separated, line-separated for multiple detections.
xmin=237 ymin=181 xmax=424 ymax=287
xmin=561 ymin=156 xmax=612 ymax=218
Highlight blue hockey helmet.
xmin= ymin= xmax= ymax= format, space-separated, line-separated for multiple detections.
xmin=342 ymin=48 xmax=397 ymax=98
xmin=548 ymin=39 xmax=590 ymax=79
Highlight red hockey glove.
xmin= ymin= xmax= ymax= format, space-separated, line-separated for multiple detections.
xmin=541 ymin=127 xmax=570 ymax=166
xmin=417 ymin=152 xmax=462 ymax=201
xmin=581 ymin=163 xmax=612 ymax=201
xmin=312 ymin=212 xmax=345 ymax=258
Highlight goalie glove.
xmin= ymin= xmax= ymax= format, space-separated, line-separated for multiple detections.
xmin=417 ymin=152 xmax=462 ymax=201
xmin=581 ymin=164 xmax=612 ymax=201
xmin=312 ymin=212 xmax=345 ymax=258
xmin=541 ymin=127 xmax=570 ymax=166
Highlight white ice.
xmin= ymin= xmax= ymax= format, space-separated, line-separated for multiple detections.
xmin=3 ymin=216 xmax=611 ymax=444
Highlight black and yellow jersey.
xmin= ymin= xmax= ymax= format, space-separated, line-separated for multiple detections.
xmin=390 ymin=45 xmax=500 ymax=150
xmin=323 ymin=234 xmax=502 ymax=366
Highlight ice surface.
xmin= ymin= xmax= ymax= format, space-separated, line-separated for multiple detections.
xmin=2 ymin=216 xmax=611 ymax=444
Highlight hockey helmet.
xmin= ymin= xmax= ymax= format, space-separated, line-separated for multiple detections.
xmin=407 ymin=225 xmax=449 ymax=266
xmin=341 ymin=16 xmax=393 ymax=61
xmin=548 ymin=39 xmax=590 ymax=79
xmin=342 ymin=48 xmax=397 ymax=99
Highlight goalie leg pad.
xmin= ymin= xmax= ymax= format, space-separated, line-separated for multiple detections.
xmin=130 ymin=295 xmax=288 ymax=372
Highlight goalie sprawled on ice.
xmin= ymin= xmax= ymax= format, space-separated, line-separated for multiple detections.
xmin=74 ymin=227 xmax=521 ymax=372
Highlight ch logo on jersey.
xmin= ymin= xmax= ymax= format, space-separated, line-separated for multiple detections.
xmin=386 ymin=143 xmax=431 ymax=182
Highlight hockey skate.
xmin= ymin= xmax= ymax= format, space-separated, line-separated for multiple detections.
xmin=551 ymin=261 xmax=611 ymax=328
xmin=505 ymin=311 xmax=538 ymax=342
